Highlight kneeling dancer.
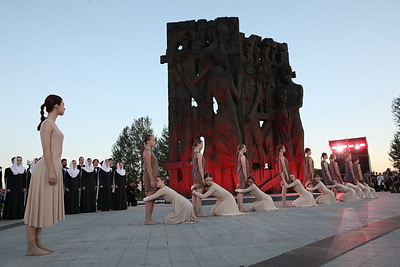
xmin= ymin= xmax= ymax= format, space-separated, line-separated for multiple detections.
xmin=144 ymin=176 xmax=198 ymax=224
xmin=192 ymin=173 xmax=243 ymax=216
xmin=235 ymin=176 xmax=278 ymax=211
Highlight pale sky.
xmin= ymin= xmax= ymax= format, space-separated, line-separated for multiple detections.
xmin=1 ymin=0 xmax=399 ymax=184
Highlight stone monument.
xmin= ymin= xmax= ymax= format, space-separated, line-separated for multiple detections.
xmin=161 ymin=17 xmax=304 ymax=196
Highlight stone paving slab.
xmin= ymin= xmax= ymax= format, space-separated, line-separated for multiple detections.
xmin=0 ymin=192 xmax=399 ymax=267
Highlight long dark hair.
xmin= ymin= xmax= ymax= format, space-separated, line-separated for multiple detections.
xmin=37 ymin=94 xmax=63 ymax=131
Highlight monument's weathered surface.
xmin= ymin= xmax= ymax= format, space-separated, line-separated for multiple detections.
xmin=161 ymin=17 xmax=304 ymax=195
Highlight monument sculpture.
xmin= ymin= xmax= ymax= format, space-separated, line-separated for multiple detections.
xmin=161 ymin=17 xmax=304 ymax=195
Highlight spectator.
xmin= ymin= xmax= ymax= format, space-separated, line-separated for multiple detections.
xmin=126 ymin=181 xmax=140 ymax=206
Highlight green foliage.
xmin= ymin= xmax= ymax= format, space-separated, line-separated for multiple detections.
xmin=392 ymin=96 xmax=400 ymax=128
xmin=389 ymin=95 xmax=400 ymax=170
xmin=314 ymin=168 xmax=322 ymax=177
xmin=389 ymin=132 xmax=400 ymax=170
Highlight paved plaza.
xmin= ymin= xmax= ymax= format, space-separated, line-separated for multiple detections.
xmin=0 ymin=192 xmax=399 ymax=267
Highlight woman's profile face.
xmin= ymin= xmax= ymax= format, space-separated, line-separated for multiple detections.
xmin=204 ymin=177 xmax=212 ymax=186
xmin=247 ymin=179 xmax=254 ymax=186
xmin=147 ymin=136 xmax=156 ymax=147
xmin=155 ymin=177 xmax=164 ymax=188
xmin=56 ymin=100 xmax=65 ymax=116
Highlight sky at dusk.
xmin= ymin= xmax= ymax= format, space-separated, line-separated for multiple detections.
xmin=1 ymin=0 xmax=399 ymax=184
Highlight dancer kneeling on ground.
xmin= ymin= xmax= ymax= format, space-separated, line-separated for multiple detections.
xmin=282 ymin=174 xmax=316 ymax=207
xmin=235 ymin=176 xmax=278 ymax=211
xmin=143 ymin=176 xmax=198 ymax=224
xmin=307 ymin=176 xmax=336 ymax=204
xmin=192 ymin=173 xmax=243 ymax=216
xmin=328 ymin=181 xmax=358 ymax=202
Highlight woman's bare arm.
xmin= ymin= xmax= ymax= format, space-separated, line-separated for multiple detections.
xmin=40 ymin=121 xmax=56 ymax=185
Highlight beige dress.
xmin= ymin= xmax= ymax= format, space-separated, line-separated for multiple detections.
xmin=308 ymin=181 xmax=336 ymax=204
xmin=304 ymin=156 xmax=314 ymax=185
xmin=236 ymin=184 xmax=278 ymax=211
xmin=330 ymin=183 xmax=357 ymax=202
xmin=194 ymin=182 xmax=243 ymax=216
xmin=286 ymin=179 xmax=316 ymax=207
xmin=24 ymin=120 xmax=65 ymax=227
xmin=142 ymin=148 xmax=158 ymax=193
xmin=354 ymin=163 xmax=371 ymax=199
xmin=236 ymin=154 xmax=249 ymax=189
xmin=356 ymin=182 xmax=371 ymax=199
xmin=345 ymin=182 xmax=363 ymax=199
xmin=144 ymin=186 xmax=197 ymax=224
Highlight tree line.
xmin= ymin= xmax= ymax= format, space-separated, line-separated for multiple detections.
xmin=389 ymin=95 xmax=400 ymax=170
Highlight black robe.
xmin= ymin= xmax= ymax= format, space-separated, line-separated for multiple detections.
xmin=64 ymin=171 xmax=81 ymax=214
xmin=97 ymin=169 xmax=112 ymax=211
xmin=2 ymin=167 xmax=26 ymax=220
xmin=80 ymin=169 xmax=97 ymax=213
xmin=0 ymin=166 xmax=3 ymax=189
xmin=25 ymin=168 xmax=32 ymax=205
xmin=126 ymin=185 xmax=140 ymax=206
xmin=112 ymin=171 xmax=127 ymax=210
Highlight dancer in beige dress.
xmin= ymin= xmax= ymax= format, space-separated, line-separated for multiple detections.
xmin=344 ymin=182 xmax=363 ymax=199
xmin=353 ymin=157 xmax=376 ymax=199
xmin=304 ymin=148 xmax=314 ymax=188
xmin=328 ymin=181 xmax=358 ymax=202
xmin=278 ymin=145 xmax=291 ymax=206
xmin=142 ymin=135 xmax=159 ymax=225
xmin=235 ymin=176 xmax=278 ymax=211
xmin=144 ymin=176 xmax=198 ymax=224
xmin=24 ymin=95 xmax=65 ymax=256
xmin=192 ymin=139 xmax=207 ymax=217
xmin=282 ymin=174 xmax=316 ymax=207
xmin=307 ymin=176 xmax=336 ymax=204
xmin=193 ymin=173 xmax=243 ymax=216
xmin=236 ymin=144 xmax=249 ymax=211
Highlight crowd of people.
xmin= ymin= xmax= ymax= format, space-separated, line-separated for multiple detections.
xmin=0 ymin=156 xmax=141 ymax=220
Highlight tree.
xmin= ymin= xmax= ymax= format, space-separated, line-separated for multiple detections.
xmin=111 ymin=116 xmax=153 ymax=185
xmin=154 ymin=126 xmax=169 ymax=179
xmin=389 ymin=132 xmax=400 ymax=170
xmin=389 ymin=95 xmax=400 ymax=170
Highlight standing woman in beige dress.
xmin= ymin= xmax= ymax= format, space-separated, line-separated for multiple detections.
xmin=191 ymin=139 xmax=207 ymax=216
xmin=304 ymin=148 xmax=314 ymax=188
xmin=278 ymin=145 xmax=291 ymax=206
xmin=236 ymin=144 xmax=249 ymax=211
xmin=24 ymin=95 xmax=65 ymax=256
xmin=142 ymin=135 xmax=159 ymax=225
